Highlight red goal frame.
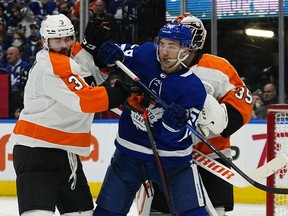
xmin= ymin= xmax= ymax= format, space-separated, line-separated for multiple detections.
xmin=266 ymin=104 xmax=288 ymax=216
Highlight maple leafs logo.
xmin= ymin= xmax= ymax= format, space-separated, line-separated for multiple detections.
xmin=130 ymin=105 xmax=164 ymax=131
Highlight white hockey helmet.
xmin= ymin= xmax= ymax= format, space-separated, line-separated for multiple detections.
xmin=174 ymin=13 xmax=207 ymax=51
xmin=40 ymin=14 xmax=75 ymax=49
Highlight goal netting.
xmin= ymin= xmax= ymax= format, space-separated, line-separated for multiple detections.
xmin=266 ymin=104 xmax=288 ymax=216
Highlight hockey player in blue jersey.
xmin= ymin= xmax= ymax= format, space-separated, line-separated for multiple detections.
xmin=93 ymin=22 xmax=208 ymax=216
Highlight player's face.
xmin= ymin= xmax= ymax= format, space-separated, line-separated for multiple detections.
xmin=48 ymin=36 xmax=74 ymax=56
xmin=158 ymin=38 xmax=182 ymax=73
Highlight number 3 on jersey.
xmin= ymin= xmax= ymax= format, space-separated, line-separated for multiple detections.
xmin=68 ymin=75 xmax=84 ymax=90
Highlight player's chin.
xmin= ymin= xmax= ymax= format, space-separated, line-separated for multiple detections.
xmin=161 ymin=63 xmax=174 ymax=71
xmin=160 ymin=61 xmax=171 ymax=69
xmin=58 ymin=49 xmax=70 ymax=56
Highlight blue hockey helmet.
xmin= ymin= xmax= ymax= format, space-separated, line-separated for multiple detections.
xmin=157 ymin=22 xmax=193 ymax=48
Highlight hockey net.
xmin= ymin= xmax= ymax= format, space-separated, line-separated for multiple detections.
xmin=266 ymin=104 xmax=288 ymax=216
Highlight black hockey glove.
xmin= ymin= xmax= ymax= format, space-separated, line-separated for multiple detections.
xmin=105 ymin=80 xmax=141 ymax=109
xmin=81 ymin=17 xmax=111 ymax=56
xmin=162 ymin=103 xmax=190 ymax=131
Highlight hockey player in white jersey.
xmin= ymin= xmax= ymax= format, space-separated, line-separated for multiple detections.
xmin=10 ymin=14 xmax=137 ymax=216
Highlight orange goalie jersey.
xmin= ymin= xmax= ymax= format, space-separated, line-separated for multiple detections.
xmin=192 ymin=53 xmax=253 ymax=159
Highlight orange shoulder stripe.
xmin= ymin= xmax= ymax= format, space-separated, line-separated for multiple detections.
xmin=48 ymin=52 xmax=109 ymax=112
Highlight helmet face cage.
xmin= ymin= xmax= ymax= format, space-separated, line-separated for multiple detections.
xmin=40 ymin=14 xmax=75 ymax=49
xmin=174 ymin=13 xmax=207 ymax=51
xmin=156 ymin=22 xmax=193 ymax=49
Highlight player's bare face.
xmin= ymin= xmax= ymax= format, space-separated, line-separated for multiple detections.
xmin=158 ymin=39 xmax=181 ymax=72
xmin=48 ymin=36 xmax=73 ymax=56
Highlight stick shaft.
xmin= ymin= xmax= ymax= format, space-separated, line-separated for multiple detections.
xmin=142 ymin=110 xmax=176 ymax=215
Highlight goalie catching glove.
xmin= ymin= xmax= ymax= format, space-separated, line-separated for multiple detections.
xmin=197 ymin=94 xmax=228 ymax=137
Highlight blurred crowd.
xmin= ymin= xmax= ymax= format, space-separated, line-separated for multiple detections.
xmin=0 ymin=0 xmax=285 ymax=120
xmin=0 ymin=0 xmax=148 ymax=119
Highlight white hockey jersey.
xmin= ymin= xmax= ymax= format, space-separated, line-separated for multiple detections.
xmin=9 ymin=48 xmax=110 ymax=156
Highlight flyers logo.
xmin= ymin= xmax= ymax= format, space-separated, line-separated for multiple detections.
xmin=0 ymin=134 xmax=11 ymax=171
xmin=80 ymin=135 xmax=99 ymax=161
xmin=0 ymin=134 xmax=99 ymax=172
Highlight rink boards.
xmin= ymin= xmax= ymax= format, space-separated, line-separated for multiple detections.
xmin=0 ymin=119 xmax=269 ymax=204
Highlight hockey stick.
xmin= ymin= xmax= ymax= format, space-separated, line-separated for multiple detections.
xmin=193 ymin=149 xmax=288 ymax=188
xmin=115 ymin=60 xmax=288 ymax=194
xmin=106 ymin=107 xmax=288 ymax=188
xmin=142 ymin=108 xmax=176 ymax=215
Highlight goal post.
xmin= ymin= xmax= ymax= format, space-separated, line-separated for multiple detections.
xmin=266 ymin=104 xmax=288 ymax=216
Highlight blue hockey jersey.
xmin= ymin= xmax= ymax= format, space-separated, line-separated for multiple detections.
xmin=115 ymin=42 xmax=207 ymax=164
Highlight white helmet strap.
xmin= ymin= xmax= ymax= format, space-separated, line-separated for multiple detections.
xmin=160 ymin=48 xmax=189 ymax=73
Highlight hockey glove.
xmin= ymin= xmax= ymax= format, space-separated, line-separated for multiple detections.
xmin=162 ymin=103 xmax=190 ymax=131
xmin=97 ymin=41 xmax=124 ymax=66
xmin=105 ymin=80 xmax=141 ymax=109
xmin=81 ymin=17 xmax=110 ymax=56
xmin=197 ymin=94 xmax=228 ymax=137
xmin=124 ymin=93 xmax=155 ymax=114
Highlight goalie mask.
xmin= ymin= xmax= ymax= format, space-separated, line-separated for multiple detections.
xmin=155 ymin=22 xmax=193 ymax=73
xmin=174 ymin=12 xmax=207 ymax=51
xmin=40 ymin=14 xmax=75 ymax=51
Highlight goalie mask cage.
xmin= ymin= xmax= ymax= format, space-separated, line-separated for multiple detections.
xmin=266 ymin=104 xmax=288 ymax=216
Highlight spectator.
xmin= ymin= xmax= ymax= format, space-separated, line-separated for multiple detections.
xmin=26 ymin=21 xmax=42 ymax=63
xmin=58 ymin=0 xmax=72 ymax=18
xmin=0 ymin=2 xmax=9 ymax=23
xmin=252 ymin=89 xmax=267 ymax=120
xmin=0 ymin=17 xmax=13 ymax=67
xmin=42 ymin=0 xmax=59 ymax=15
xmin=12 ymin=29 xmax=32 ymax=62
xmin=1 ymin=0 xmax=16 ymax=18
xmin=263 ymin=83 xmax=278 ymax=105
xmin=7 ymin=3 xmax=35 ymax=37
xmin=92 ymin=0 xmax=118 ymax=42
xmin=91 ymin=0 xmax=112 ymax=18
xmin=26 ymin=0 xmax=44 ymax=22
xmin=5 ymin=46 xmax=31 ymax=118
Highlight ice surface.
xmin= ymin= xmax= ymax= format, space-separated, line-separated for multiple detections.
xmin=0 ymin=197 xmax=266 ymax=216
